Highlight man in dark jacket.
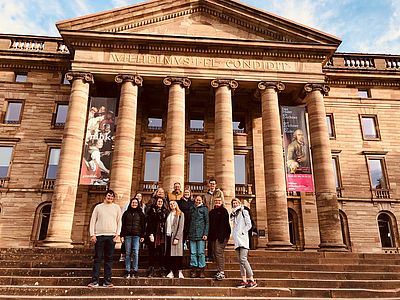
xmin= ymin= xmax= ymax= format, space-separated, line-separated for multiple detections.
xmin=120 ymin=198 xmax=145 ymax=278
xmin=208 ymin=198 xmax=231 ymax=280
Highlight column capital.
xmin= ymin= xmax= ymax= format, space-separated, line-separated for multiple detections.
xmin=258 ymin=81 xmax=285 ymax=93
xmin=211 ymin=79 xmax=238 ymax=90
xmin=115 ymin=74 xmax=143 ymax=86
xmin=304 ymin=83 xmax=330 ymax=96
xmin=163 ymin=77 xmax=191 ymax=89
xmin=65 ymin=72 xmax=94 ymax=84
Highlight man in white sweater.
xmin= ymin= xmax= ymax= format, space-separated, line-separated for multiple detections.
xmin=88 ymin=190 xmax=121 ymax=288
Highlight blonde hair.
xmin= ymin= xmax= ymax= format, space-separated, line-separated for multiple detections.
xmin=169 ymin=200 xmax=182 ymax=216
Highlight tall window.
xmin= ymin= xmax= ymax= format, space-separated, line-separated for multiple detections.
xmin=326 ymin=114 xmax=335 ymax=138
xmin=360 ymin=115 xmax=380 ymax=139
xmin=53 ymin=103 xmax=68 ymax=128
xmin=234 ymin=154 xmax=246 ymax=184
xmin=0 ymin=146 xmax=13 ymax=178
xmin=189 ymin=153 xmax=204 ymax=183
xmin=331 ymin=156 xmax=342 ymax=194
xmin=3 ymin=101 xmax=23 ymax=124
xmin=144 ymin=151 xmax=160 ymax=182
xmin=378 ymin=213 xmax=394 ymax=248
xmin=45 ymin=148 xmax=61 ymax=180
xmin=38 ymin=204 xmax=52 ymax=241
xmin=368 ymin=158 xmax=387 ymax=189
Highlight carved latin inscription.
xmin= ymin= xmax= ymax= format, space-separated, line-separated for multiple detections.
xmin=109 ymin=53 xmax=294 ymax=71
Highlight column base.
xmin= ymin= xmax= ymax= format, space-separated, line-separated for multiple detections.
xmin=41 ymin=238 xmax=74 ymax=248
xmin=266 ymin=241 xmax=294 ymax=251
xmin=318 ymin=242 xmax=348 ymax=252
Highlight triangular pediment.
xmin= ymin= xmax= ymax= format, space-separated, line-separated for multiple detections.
xmin=57 ymin=0 xmax=341 ymax=46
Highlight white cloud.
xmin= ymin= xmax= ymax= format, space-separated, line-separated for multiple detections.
xmin=111 ymin=0 xmax=132 ymax=8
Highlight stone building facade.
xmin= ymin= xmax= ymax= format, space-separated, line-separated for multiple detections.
xmin=0 ymin=0 xmax=399 ymax=253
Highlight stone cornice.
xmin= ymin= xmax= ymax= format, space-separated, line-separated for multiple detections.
xmin=65 ymin=72 xmax=94 ymax=84
xmin=304 ymin=83 xmax=330 ymax=96
xmin=325 ymin=77 xmax=400 ymax=87
xmin=115 ymin=74 xmax=143 ymax=86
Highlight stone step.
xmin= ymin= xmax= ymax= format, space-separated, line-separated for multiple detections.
xmin=0 ymin=285 xmax=399 ymax=298
xmin=1 ymin=276 xmax=400 ymax=289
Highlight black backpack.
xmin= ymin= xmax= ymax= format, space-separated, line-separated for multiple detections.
xmin=242 ymin=206 xmax=258 ymax=236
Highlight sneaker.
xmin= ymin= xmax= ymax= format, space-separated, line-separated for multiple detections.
xmin=166 ymin=271 xmax=174 ymax=278
xmin=178 ymin=270 xmax=184 ymax=279
xmin=236 ymin=281 xmax=247 ymax=288
xmin=87 ymin=281 xmax=99 ymax=288
xmin=123 ymin=272 xmax=130 ymax=279
xmin=103 ymin=281 xmax=114 ymax=288
xmin=246 ymin=280 xmax=258 ymax=288
xmin=215 ymin=272 xmax=226 ymax=281
xmin=190 ymin=268 xmax=197 ymax=278
xmin=131 ymin=270 xmax=138 ymax=278
xmin=199 ymin=268 xmax=205 ymax=278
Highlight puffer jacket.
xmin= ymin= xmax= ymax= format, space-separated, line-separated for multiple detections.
xmin=188 ymin=203 xmax=209 ymax=241
xmin=120 ymin=206 xmax=145 ymax=238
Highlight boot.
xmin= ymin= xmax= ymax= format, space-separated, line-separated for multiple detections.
xmin=147 ymin=266 xmax=154 ymax=278
xmin=190 ymin=268 xmax=197 ymax=278
xmin=199 ymin=268 xmax=205 ymax=278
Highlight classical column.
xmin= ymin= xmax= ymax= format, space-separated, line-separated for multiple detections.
xmin=211 ymin=79 xmax=237 ymax=203
xmin=162 ymin=77 xmax=191 ymax=191
xmin=304 ymin=83 xmax=346 ymax=251
xmin=109 ymin=74 xmax=143 ymax=206
xmin=258 ymin=81 xmax=292 ymax=250
xmin=43 ymin=72 xmax=93 ymax=248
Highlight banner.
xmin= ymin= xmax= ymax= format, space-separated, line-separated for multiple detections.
xmin=79 ymin=97 xmax=117 ymax=185
xmin=281 ymin=106 xmax=314 ymax=192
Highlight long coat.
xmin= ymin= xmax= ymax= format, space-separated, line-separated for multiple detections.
xmin=166 ymin=212 xmax=185 ymax=256
xmin=231 ymin=206 xmax=252 ymax=250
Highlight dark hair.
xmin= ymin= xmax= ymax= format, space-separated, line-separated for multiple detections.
xmin=130 ymin=198 xmax=139 ymax=206
xmin=174 ymin=182 xmax=181 ymax=186
xmin=209 ymin=178 xmax=217 ymax=184
xmin=105 ymin=189 xmax=115 ymax=197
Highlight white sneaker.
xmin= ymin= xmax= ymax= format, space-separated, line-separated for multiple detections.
xmin=178 ymin=270 xmax=184 ymax=278
xmin=166 ymin=271 xmax=174 ymax=278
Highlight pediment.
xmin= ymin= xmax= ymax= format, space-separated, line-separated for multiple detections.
xmin=186 ymin=140 xmax=209 ymax=149
xmin=57 ymin=0 xmax=341 ymax=46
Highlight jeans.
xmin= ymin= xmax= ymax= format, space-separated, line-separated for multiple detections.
xmin=125 ymin=235 xmax=140 ymax=272
xmin=91 ymin=235 xmax=115 ymax=283
xmin=235 ymin=247 xmax=253 ymax=277
xmin=190 ymin=240 xmax=206 ymax=268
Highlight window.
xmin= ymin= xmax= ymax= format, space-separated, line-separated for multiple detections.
xmin=233 ymin=117 xmax=245 ymax=134
xmin=368 ymin=158 xmax=388 ymax=189
xmin=360 ymin=115 xmax=380 ymax=139
xmin=38 ymin=204 xmax=51 ymax=241
xmin=52 ymin=103 xmax=68 ymax=128
xmin=189 ymin=119 xmax=204 ymax=132
xmin=234 ymin=154 xmax=247 ymax=184
xmin=3 ymin=101 xmax=23 ymax=124
xmin=326 ymin=114 xmax=335 ymax=138
xmin=378 ymin=213 xmax=394 ymax=248
xmin=45 ymin=148 xmax=60 ymax=180
xmin=15 ymin=72 xmax=27 ymax=83
xmin=0 ymin=146 xmax=13 ymax=178
xmin=331 ymin=156 xmax=342 ymax=196
xmin=147 ymin=117 xmax=163 ymax=131
xmin=189 ymin=153 xmax=204 ymax=183
xmin=143 ymin=151 xmax=160 ymax=182
xmin=339 ymin=210 xmax=351 ymax=250
xmin=358 ymin=89 xmax=370 ymax=98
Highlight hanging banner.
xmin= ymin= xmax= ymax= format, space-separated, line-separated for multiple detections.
xmin=281 ymin=106 xmax=314 ymax=192
xmin=79 ymin=97 xmax=116 ymax=185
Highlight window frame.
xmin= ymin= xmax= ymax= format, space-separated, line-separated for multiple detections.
xmin=2 ymin=100 xmax=24 ymax=125
xmin=331 ymin=154 xmax=343 ymax=197
xmin=377 ymin=212 xmax=396 ymax=248
xmin=234 ymin=153 xmax=248 ymax=185
xmin=187 ymin=151 xmax=205 ymax=184
xmin=0 ymin=144 xmax=15 ymax=180
xmin=14 ymin=72 xmax=28 ymax=83
xmin=358 ymin=88 xmax=370 ymax=98
xmin=360 ymin=114 xmax=381 ymax=140
xmin=366 ymin=155 xmax=389 ymax=190
xmin=142 ymin=149 xmax=162 ymax=183
xmin=146 ymin=113 xmax=164 ymax=132
xmin=326 ymin=113 xmax=336 ymax=139
xmin=44 ymin=147 xmax=61 ymax=180
xmin=51 ymin=102 xmax=69 ymax=128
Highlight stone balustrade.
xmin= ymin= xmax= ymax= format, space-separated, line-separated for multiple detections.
xmin=324 ymin=53 xmax=400 ymax=71
xmin=0 ymin=34 xmax=69 ymax=54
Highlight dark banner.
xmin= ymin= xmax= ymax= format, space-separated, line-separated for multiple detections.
xmin=79 ymin=97 xmax=116 ymax=185
xmin=281 ymin=106 xmax=314 ymax=192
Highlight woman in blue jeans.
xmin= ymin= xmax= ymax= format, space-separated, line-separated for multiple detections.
xmin=120 ymin=197 xmax=145 ymax=278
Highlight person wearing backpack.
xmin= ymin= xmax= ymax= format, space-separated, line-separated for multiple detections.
xmin=230 ymin=198 xmax=257 ymax=288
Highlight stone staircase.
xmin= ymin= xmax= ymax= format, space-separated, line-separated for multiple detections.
xmin=1 ymin=248 xmax=400 ymax=299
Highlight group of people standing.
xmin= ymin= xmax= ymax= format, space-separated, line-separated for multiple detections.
xmin=88 ymin=179 xmax=257 ymax=289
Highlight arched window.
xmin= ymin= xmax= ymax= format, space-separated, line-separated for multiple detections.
xmin=37 ymin=203 xmax=51 ymax=241
xmin=378 ymin=212 xmax=396 ymax=248
xmin=339 ymin=210 xmax=351 ymax=250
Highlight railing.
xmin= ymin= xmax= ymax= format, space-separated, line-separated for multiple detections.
xmin=372 ymin=188 xmax=390 ymax=199
xmin=140 ymin=182 xmax=159 ymax=193
xmin=385 ymin=58 xmax=400 ymax=69
xmin=189 ymin=128 xmax=204 ymax=133
xmin=233 ymin=128 xmax=245 ymax=134
xmin=57 ymin=42 xmax=69 ymax=53
xmin=235 ymin=184 xmax=253 ymax=195
xmin=382 ymin=247 xmax=399 ymax=254
xmin=89 ymin=185 xmax=107 ymax=192
xmin=186 ymin=183 xmax=206 ymax=194
xmin=10 ymin=38 xmax=45 ymax=51
xmin=147 ymin=126 xmax=162 ymax=131
xmin=344 ymin=56 xmax=375 ymax=68
xmin=286 ymin=191 xmax=300 ymax=198
xmin=42 ymin=179 xmax=55 ymax=190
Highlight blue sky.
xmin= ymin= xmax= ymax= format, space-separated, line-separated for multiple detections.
xmin=0 ymin=0 xmax=399 ymax=54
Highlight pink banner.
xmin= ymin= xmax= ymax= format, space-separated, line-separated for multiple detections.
xmin=281 ymin=106 xmax=314 ymax=192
